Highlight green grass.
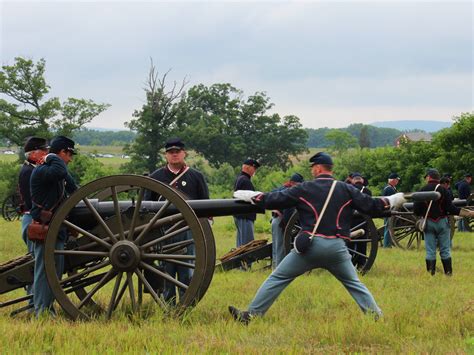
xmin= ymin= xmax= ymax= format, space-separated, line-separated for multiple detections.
xmin=1 ymin=217 xmax=473 ymax=353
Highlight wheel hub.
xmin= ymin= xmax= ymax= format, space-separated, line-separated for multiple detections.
xmin=109 ymin=241 xmax=141 ymax=271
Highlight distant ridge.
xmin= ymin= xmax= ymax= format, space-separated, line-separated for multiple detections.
xmin=370 ymin=120 xmax=451 ymax=133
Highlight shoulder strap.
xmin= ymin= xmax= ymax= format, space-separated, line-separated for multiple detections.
xmin=310 ymin=180 xmax=337 ymax=237
xmin=157 ymin=166 xmax=190 ymax=201
xmin=169 ymin=166 xmax=190 ymax=187
xmin=421 ymin=184 xmax=440 ymax=229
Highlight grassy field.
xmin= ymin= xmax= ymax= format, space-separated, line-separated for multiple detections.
xmin=0 ymin=215 xmax=473 ymax=353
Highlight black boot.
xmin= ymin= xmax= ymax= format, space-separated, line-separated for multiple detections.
xmin=426 ymin=259 xmax=436 ymax=275
xmin=441 ymin=258 xmax=452 ymax=276
xmin=228 ymin=305 xmax=253 ymax=325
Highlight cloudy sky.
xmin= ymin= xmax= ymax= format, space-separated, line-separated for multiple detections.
xmin=1 ymin=0 xmax=472 ymax=130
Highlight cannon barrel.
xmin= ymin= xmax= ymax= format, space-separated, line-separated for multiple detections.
xmin=68 ymin=198 xmax=265 ymax=227
xmin=402 ymin=198 xmax=467 ymax=211
xmin=68 ymin=191 xmax=446 ymax=227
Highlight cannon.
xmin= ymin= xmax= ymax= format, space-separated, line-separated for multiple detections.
xmin=0 ymin=175 xmax=441 ymax=320
xmin=388 ymin=194 xmax=473 ymax=249
xmin=1 ymin=192 xmax=22 ymax=222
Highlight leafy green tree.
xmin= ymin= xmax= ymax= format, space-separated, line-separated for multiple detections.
xmin=359 ymin=125 xmax=371 ymax=148
xmin=325 ymin=129 xmax=359 ymax=153
xmin=122 ymin=63 xmax=188 ymax=173
xmin=177 ymin=83 xmax=308 ymax=169
xmin=0 ymin=57 xmax=109 ymax=146
xmin=430 ymin=112 xmax=474 ymax=181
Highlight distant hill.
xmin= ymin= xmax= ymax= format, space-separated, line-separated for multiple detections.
xmin=371 ymin=120 xmax=451 ymax=133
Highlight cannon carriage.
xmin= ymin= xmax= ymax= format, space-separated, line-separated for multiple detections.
xmin=387 ymin=194 xmax=473 ymax=249
xmin=0 ymin=175 xmax=441 ymax=319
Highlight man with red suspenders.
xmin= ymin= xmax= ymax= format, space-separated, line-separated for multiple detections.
xmin=229 ymin=152 xmax=407 ymax=324
xmin=145 ymin=138 xmax=209 ymax=304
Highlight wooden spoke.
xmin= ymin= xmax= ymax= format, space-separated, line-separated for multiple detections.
xmin=110 ymin=186 xmax=125 ymax=241
xmin=161 ymin=239 xmax=194 ymax=254
xmin=134 ymin=269 xmax=168 ymax=310
xmin=139 ymin=261 xmax=188 ymax=290
xmin=142 ymin=253 xmax=195 ymax=261
xmin=346 ymin=248 xmax=369 ymax=259
xmin=139 ymin=225 xmax=191 ymax=250
xmin=159 ymin=259 xmax=195 ymax=269
xmin=134 ymin=200 xmax=171 ymax=245
xmin=350 ymin=220 xmax=367 ymax=231
xmin=82 ymin=197 xmax=118 ymax=244
xmin=127 ymin=272 xmax=137 ymax=312
xmin=164 ymin=219 xmax=185 ymax=234
xmin=54 ymin=250 xmax=109 ymax=257
xmin=63 ymin=220 xmax=111 ymax=250
xmin=127 ymin=187 xmax=145 ymax=241
xmin=106 ymin=272 xmax=123 ymax=319
xmin=113 ymin=279 xmax=128 ymax=311
xmin=78 ymin=269 xmax=117 ymax=309
xmin=60 ymin=260 xmax=111 ymax=286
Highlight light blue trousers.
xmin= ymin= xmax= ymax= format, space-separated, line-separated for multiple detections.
xmin=33 ymin=231 xmax=66 ymax=316
xmin=425 ymin=217 xmax=451 ymax=260
xmin=234 ymin=217 xmax=254 ymax=247
xmin=383 ymin=217 xmax=392 ymax=248
xmin=21 ymin=214 xmax=35 ymax=306
xmin=271 ymin=216 xmax=285 ymax=269
xmin=248 ymin=237 xmax=382 ymax=316
xmin=456 ymin=218 xmax=466 ymax=232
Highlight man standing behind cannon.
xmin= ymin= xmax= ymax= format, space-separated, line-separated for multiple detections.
xmin=18 ymin=137 xmax=49 ymax=252
xmin=348 ymin=172 xmax=372 ymax=270
xmin=271 ymin=173 xmax=304 ymax=269
xmin=454 ymin=173 xmax=472 ymax=232
xmin=30 ymin=136 xmax=77 ymax=316
xmin=382 ymin=173 xmax=400 ymax=248
xmin=18 ymin=136 xmax=49 ymax=306
xmin=229 ymin=152 xmax=407 ymax=324
xmin=233 ymin=158 xmax=261 ymax=249
xmin=414 ymin=169 xmax=473 ymax=276
xmin=145 ymin=138 xmax=209 ymax=304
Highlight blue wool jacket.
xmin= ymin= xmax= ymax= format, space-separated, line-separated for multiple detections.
xmin=255 ymin=174 xmax=390 ymax=240
xmin=30 ymin=154 xmax=77 ymax=222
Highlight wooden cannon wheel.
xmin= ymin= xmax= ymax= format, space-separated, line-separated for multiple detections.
xmin=44 ymin=175 xmax=215 ymax=320
xmin=283 ymin=212 xmax=379 ymax=274
xmin=388 ymin=207 xmax=456 ymax=250
xmin=2 ymin=192 xmax=21 ymax=222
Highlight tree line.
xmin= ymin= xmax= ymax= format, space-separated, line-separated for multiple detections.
xmin=0 ymin=57 xmax=472 ymax=202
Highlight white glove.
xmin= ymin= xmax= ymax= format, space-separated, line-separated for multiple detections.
xmin=386 ymin=192 xmax=406 ymax=209
xmin=233 ymin=190 xmax=262 ymax=204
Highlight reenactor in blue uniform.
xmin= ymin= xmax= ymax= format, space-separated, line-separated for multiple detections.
xmin=229 ymin=152 xmax=406 ymax=324
xmin=270 ymin=173 xmax=304 ymax=269
xmin=413 ymin=169 xmax=474 ymax=275
xmin=18 ymin=137 xmax=49 ymax=251
xmin=145 ymin=138 xmax=209 ymax=303
xmin=17 ymin=136 xmax=49 ymax=307
xmin=454 ymin=173 xmax=472 ymax=232
xmin=233 ymin=158 xmax=261 ymax=248
xmin=382 ymin=173 xmax=400 ymax=248
xmin=30 ymin=136 xmax=78 ymax=316
xmin=347 ymin=172 xmax=372 ymax=270
xmin=441 ymin=174 xmax=454 ymax=201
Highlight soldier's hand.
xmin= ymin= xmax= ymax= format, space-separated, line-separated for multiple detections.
xmin=233 ymin=190 xmax=262 ymax=204
xmin=386 ymin=192 xmax=406 ymax=209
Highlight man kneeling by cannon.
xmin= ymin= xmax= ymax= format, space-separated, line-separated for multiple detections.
xmin=229 ymin=152 xmax=407 ymax=324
